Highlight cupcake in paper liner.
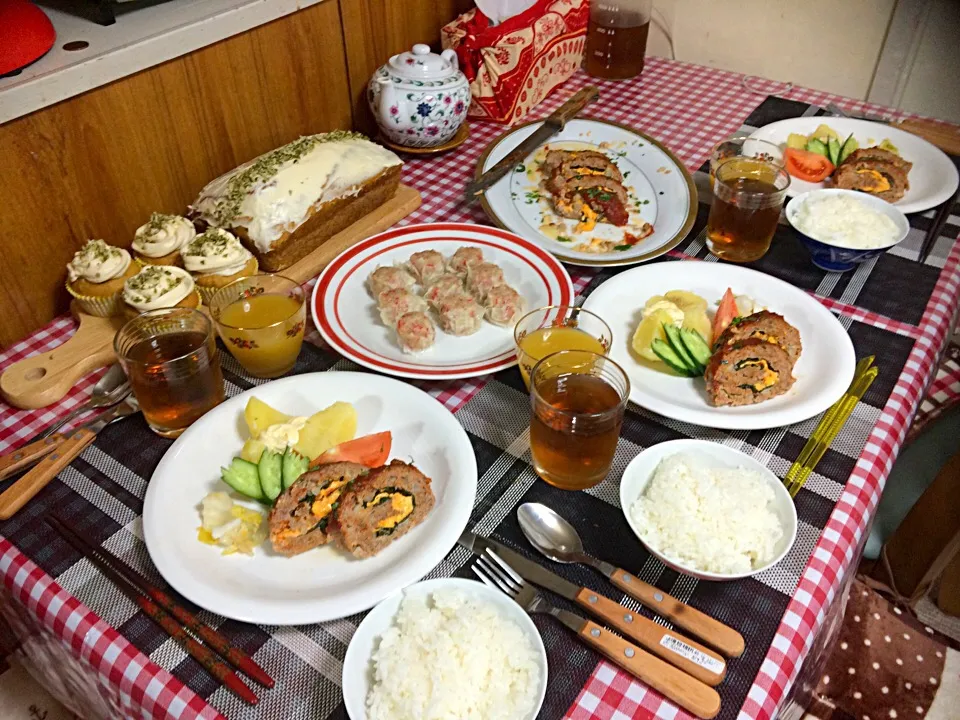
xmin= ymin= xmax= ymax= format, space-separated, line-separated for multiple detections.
xmin=122 ymin=265 xmax=203 ymax=319
xmin=180 ymin=228 xmax=259 ymax=304
xmin=132 ymin=213 xmax=197 ymax=267
xmin=65 ymin=240 xmax=140 ymax=317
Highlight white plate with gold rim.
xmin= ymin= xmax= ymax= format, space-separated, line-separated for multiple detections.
xmin=582 ymin=262 xmax=856 ymax=429
xmin=476 ymin=118 xmax=698 ymax=267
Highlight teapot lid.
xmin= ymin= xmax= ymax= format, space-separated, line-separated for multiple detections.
xmin=387 ymin=44 xmax=460 ymax=80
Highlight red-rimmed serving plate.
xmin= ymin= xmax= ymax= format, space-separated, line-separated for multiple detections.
xmin=312 ymin=223 xmax=575 ymax=380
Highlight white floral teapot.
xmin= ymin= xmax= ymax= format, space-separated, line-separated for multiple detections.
xmin=368 ymin=43 xmax=471 ymax=148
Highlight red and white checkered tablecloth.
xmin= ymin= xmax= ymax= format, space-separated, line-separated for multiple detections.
xmin=2 ymin=57 xmax=959 ymax=720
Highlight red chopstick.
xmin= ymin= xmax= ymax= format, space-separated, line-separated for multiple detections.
xmin=47 ymin=516 xmax=271 ymax=701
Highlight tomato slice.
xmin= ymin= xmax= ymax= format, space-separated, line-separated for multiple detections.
xmin=783 ymin=148 xmax=835 ymax=183
xmin=712 ymin=288 xmax=739 ymax=342
xmin=311 ymin=431 xmax=392 ymax=468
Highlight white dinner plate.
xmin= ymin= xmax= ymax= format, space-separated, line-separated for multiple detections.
xmin=582 ymin=262 xmax=856 ymax=429
xmin=342 ymin=578 xmax=548 ymax=720
xmin=312 ymin=223 xmax=574 ymax=380
xmin=748 ymin=117 xmax=959 ymax=214
xmin=142 ymin=372 xmax=478 ymax=625
xmin=476 ymin=118 xmax=697 ymax=267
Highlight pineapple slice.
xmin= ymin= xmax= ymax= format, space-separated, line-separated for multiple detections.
xmin=664 ymin=290 xmax=708 ymax=314
xmin=293 ymin=401 xmax=358 ymax=461
xmin=681 ymin=309 xmax=712 ymax=346
xmin=240 ymin=438 xmax=266 ymax=464
xmin=243 ymin=397 xmax=292 ymax=438
xmin=631 ymin=309 xmax=676 ymax=362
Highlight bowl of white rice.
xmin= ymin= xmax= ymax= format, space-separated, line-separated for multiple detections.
xmin=342 ymin=577 xmax=548 ymax=720
xmin=785 ymin=188 xmax=909 ymax=272
xmin=620 ymin=439 xmax=798 ymax=581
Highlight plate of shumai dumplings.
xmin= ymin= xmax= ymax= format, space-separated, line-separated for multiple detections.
xmin=312 ymin=223 xmax=575 ymax=379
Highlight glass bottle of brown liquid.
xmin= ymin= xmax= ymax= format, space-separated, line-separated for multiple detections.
xmin=584 ymin=0 xmax=652 ymax=80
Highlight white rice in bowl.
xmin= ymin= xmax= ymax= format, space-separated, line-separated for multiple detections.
xmin=367 ymin=589 xmax=541 ymax=720
xmin=630 ymin=453 xmax=784 ymax=575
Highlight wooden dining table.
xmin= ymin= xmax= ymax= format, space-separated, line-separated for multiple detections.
xmin=1 ymin=57 xmax=958 ymax=720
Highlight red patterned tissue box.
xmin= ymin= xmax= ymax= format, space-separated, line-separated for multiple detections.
xmin=441 ymin=0 xmax=588 ymax=124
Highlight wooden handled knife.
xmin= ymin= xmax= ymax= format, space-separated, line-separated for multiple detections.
xmin=464 ymin=86 xmax=600 ymax=199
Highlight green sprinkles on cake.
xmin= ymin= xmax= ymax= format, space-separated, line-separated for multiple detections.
xmin=144 ymin=213 xmax=179 ymax=235
xmin=212 ymin=131 xmax=367 ymax=225
xmin=187 ymin=229 xmax=234 ymax=257
xmin=127 ymin=266 xmax=182 ymax=302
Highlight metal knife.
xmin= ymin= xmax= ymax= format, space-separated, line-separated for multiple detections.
xmin=464 ymin=85 xmax=600 ymax=198
xmin=459 ymin=532 xmax=726 ymax=686
xmin=0 ymin=399 xmax=140 ymax=519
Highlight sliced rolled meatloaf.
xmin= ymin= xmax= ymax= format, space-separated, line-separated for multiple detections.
xmin=705 ymin=338 xmax=796 ymax=407
xmin=713 ymin=311 xmax=802 ymax=364
xmin=832 ymin=147 xmax=912 ymax=203
xmin=335 ymin=460 xmax=435 ymax=558
xmin=543 ymin=149 xmax=631 ymax=227
xmin=268 ymin=462 xmax=368 ymax=556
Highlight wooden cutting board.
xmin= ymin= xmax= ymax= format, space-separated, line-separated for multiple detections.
xmin=0 ymin=184 xmax=421 ymax=410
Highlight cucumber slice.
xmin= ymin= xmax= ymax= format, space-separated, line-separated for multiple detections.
xmin=805 ymin=138 xmax=829 ymax=157
xmin=281 ymin=447 xmax=310 ymax=489
xmin=651 ymin=338 xmax=699 ymax=377
xmin=220 ymin=458 xmax=266 ymax=501
xmin=827 ymin=137 xmax=841 ymax=166
xmin=258 ymin=450 xmax=284 ymax=502
xmin=838 ymin=133 xmax=858 ymax=164
xmin=662 ymin=323 xmax=699 ymax=372
xmin=678 ymin=328 xmax=711 ymax=373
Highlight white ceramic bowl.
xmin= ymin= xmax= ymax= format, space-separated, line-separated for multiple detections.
xmin=342 ymin=577 xmax=548 ymax=720
xmin=619 ymin=439 xmax=798 ymax=582
xmin=785 ymin=188 xmax=910 ymax=272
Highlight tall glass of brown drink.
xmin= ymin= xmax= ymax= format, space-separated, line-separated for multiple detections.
xmin=706 ymin=157 xmax=790 ymax=263
xmin=584 ymin=0 xmax=652 ymax=80
xmin=529 ymin=350 xmax=629 ymax=490
xmin=115 ymin=308 xmax=225 ymax=438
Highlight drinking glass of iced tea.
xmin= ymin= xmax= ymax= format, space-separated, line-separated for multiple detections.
xmin=210 ymin=274 xmax=306 ymax=378
xmin=706 ymin=157 xmax=790 ymax=263
xmin=708 ymin=136 xmax=784 ymax=181
xmin=529 ymin=350 xmax=629 ymax=491
xmin=515 ymin=306 xmax=612 ymax=390
xmin=114 ymin=308 xmax=225 ymax=438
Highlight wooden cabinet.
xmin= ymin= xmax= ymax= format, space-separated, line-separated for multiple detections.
xmin=341 ymin=0 xmax=474 ymax=133
xmin=0 ymin=0 xmax=469 ymax=347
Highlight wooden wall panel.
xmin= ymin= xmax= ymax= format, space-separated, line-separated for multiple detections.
xmin=0 ymin=0 xmax=352 ymax=347
xmin=340 ymin=0 xmax=474 ymax=134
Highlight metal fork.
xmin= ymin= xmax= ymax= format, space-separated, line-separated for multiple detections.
xmin=473 ymin=550 xmax=722 ymax=720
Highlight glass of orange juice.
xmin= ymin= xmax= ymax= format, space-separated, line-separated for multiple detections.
xmin=210 ymin=274 xmax=306 ymax=378
xmin=514 ymin=306 xmax=612 ymax=389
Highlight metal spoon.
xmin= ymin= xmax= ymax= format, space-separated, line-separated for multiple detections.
xmin=517 ymin=502 xmax=746 ymax=658
xmin=33 ymin=364 xmax=130 ymax=441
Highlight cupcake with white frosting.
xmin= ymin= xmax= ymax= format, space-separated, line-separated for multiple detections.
xmin=180 ymin=228 xmax=258 ymax=303
xmin=132 ymin=213 xmax=196 ymax=266
xmin=122 ymin=265 xmax=202 ymax=318
xmin=66 ymin=239 xmax=140 ymax=316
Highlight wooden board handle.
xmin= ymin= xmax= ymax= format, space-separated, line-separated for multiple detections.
xmin=0 ymin=315 xmax=121 ymax=409
xmin=893 ymin=118 xmax=960 ymax=157
xmin=0 ymin=428 xmax=95 ymax=519
xmin=0 ymin=435 xmax=67 ymax=481
xmin=609 ymin=568 xmax=745 ymax=657
xmin=578 ymin=619 xmax=721 ymax=719
xmin=574 ymin=587 xmax=725 ymax=686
